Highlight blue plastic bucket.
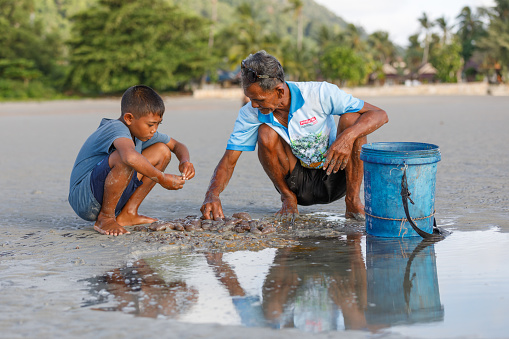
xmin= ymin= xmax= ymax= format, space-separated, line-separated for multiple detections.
xmin=360 ymin=142 xmax=441 ymax=237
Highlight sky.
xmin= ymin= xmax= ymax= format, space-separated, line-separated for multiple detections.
xmin=313 ymin=0 xmax=495 ymax=46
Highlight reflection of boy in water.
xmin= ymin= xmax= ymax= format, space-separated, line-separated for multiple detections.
xmin=206 ymin=234 xmax=371 ymax=332
xmin=84 ymin=259 xmax=198 ymax=318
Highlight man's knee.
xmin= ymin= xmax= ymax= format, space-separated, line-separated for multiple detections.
xmin=339 ymin=112 xmax=361 ymax=131
xmin=257 ymin=124 xmax=279 ymax=149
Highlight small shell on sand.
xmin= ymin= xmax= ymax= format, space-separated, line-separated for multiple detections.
xmin=209 ymin=220 xmax=225 ymax=232
xmin=184 ymin=223 xmax=198 ymax=232
xmin=200 ymin=220 xmax=212 ymax=231
xmin=188 ymin=219 xmax=202 ymax=228
xmin=149 ymin=223 xmax=167 ymax=232
xmin=232 ymin=212 xmax=251 ymax=221
xmin=171 ymin=222 xmax=185 ymax=231
xmin=260 ymin=225 xmax=276 ymax=234
xmin=234 ymin=225 xmax=246 ymax=233
xmin=249 ymin=225 xmax=262 ymax=234
xmin=224 ymin=217 xmax=242 ymax=227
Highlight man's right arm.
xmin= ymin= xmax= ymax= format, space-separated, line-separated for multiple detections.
xmin=201 ymin=149 xmax=242 ymax=220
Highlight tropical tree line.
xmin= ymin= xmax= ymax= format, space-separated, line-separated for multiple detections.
xmin=1 ymin=0 xmax=508 ymax=100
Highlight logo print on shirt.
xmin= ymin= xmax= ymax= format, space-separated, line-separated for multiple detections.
xmin=299 ymin=117 xmax=317 ymax=127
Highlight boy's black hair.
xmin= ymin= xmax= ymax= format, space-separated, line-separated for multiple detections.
xmin=121 ymin=85 xmax=165 ymax=119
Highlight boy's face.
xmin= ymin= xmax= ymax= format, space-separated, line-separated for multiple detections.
xmin=124 ymin=112 xmax=162 ymax=141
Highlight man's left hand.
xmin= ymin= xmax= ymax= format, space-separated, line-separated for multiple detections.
xmin=323 ymin=135 xmax=354 ymax=175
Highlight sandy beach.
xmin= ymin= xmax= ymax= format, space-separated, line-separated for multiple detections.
xmin=1 ymin=94 xmax=508 ymax=338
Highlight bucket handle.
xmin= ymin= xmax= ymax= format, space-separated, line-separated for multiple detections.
xmin=400 ymin=166 xmax=447 ymax=240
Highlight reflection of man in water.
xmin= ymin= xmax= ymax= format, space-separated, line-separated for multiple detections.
xmin=206 ymin=253 xmax=267 ymax=327
xmin=83 ymin=259 xmax=198 ymax=318
xmin=206 ymin=234 xmax=369 ymax=332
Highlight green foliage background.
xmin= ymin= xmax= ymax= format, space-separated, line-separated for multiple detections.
xmin=1 ymin=0 xmax=508 ymax=100
xmin=66 ymin=0 xmax=211 ymax=94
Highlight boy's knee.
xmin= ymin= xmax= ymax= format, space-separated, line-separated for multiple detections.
xmin=143 ymin=142 xmax=171 ymax=167
xmin=108 ymin=151 xmax=133 ymax=173
xmin=157 ymin=142 xmax=172 ymax=161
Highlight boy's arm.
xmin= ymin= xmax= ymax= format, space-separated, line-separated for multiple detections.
xmin=166 ymin=138 xmax=195 ymax=180
xmin=113 ymin=137 xmax=185 ymax=190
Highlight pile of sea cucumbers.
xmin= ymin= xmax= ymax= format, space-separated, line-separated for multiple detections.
xmin=133 ymin=212 xmax=276 ymax=235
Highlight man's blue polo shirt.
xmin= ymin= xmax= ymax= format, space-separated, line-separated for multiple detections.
xmin=226 ymin=81 xmax=364 ymax=168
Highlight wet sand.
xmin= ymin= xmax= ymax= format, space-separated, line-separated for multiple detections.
xmin=1 ymin=95 xmax=508 ymax=338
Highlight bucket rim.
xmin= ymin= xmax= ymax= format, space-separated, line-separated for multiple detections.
xmin=360 ymin=141 xmax=441 ymax=167
xmin=361 ymin=142 xmax=440 ymax=153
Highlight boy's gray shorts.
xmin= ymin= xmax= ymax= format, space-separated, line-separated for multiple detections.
xmin=68 ymin=172 xmax=102 ymax=222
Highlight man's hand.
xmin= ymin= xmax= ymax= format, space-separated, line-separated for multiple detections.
xmin=178 ymin=160 xmax=195 ymax=180
xmin=200 ymin=194 xmax=225 ymax=220
xmin=160 ymin=173 xmax=186 ymax=190
xmin=275 ymin=194 xmax=299 ymax=223
xmin=200 ymin=150 xmax=241 ymax=220
xmin=323 ymin=134 xmax=354 ymax=175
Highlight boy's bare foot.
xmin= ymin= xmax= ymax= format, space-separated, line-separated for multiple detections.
xmin=116 ymin=212 xmax=158 ymax=227
xmin=94 ymin=214 xmax=130 ymax=236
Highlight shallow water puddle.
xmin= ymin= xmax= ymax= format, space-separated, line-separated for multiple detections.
xmin=82 ymin=228 xmax=509 ymax=337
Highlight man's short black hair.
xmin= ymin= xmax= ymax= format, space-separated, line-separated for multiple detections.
xmin=121 ymin=85 xmax=165 ymax=119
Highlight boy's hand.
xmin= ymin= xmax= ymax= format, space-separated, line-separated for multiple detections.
xmin=178 ymin=161 xmax=195 ymax=180
xmin=160 ymin=173 xmax=186 ymax=190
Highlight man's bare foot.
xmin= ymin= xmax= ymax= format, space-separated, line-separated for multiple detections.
xmin=94 ymin=215 xmax=130 ymax=236
xmin=345 ymin=211 xmax=366 ymax=221
xmin=345 ymin=196 xmax=365 ymax=221
xmin=116 ymin=212 xmax=158 ymax=227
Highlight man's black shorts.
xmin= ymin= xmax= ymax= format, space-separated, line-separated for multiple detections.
xmin=280 ymin=161 xmax=347 ymax=206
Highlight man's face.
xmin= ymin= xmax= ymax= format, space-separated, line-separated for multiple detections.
xmin=126 ymin=113 xmax=162 ymax=141
xmin=244 ymin=83 xmax=280 ymax=115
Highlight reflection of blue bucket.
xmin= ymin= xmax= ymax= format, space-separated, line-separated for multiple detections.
xmin=360 ymin=142 xmax=441 ymax=237
xmin=365 ymin=237 xmax=444 ymax=326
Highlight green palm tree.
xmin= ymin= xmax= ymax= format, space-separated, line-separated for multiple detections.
xmin=344 ymin=23 xmax=366 ymax=52
xmin=288 ymin=0 xmax=304 ymax=51
xmin=477 ymin=0 xmax=509 ymax=74
xmin=456 ymin=6 xmax=485 ymax=62
xmin=368 ymin=30 xmax=396 ymax=64
xmin=217 ymin=3 xmax=281 ymax=67
xmin=208 ymin=0 xmax=217 ymax=49
xmin=418 ymin=12 xmax=435 ymax=64
xmin=435 ymin=16 xmax=450 ymax=44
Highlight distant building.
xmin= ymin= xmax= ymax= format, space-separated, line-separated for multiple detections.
xmin=368 ymin=63 xmax=402 ymax=86
xmin=416 ymin=63 xmax=437 ymax=83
